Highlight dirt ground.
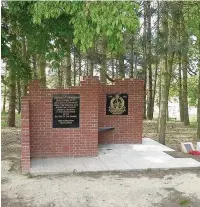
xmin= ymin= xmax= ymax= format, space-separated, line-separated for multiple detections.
xmin=2 ymin=159 xmax=200 ymax=207
xmin=1 ymin=120 xmax=200 ymax=207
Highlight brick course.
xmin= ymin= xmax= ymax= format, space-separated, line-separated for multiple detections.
xmin=21 ymin=76 xmax=144 ymax=172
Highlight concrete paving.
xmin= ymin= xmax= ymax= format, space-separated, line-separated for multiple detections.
xmin=30 ymin=138 xmax=200 ymax=174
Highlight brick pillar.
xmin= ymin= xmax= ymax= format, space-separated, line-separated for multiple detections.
xmin=80 ymin=76 xmax=100 ymax=155
xmin=21 ymin=97 xmax=30 ymax=173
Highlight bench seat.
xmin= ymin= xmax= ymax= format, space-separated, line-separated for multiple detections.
xmin=98 ymin=127 xmax=115 ymax=132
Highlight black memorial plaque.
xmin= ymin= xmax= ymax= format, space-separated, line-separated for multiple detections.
xmin=106 ymin=94 xmax=128 ymax=115
xmin=53 ymin=94 xmax=80 ymax=128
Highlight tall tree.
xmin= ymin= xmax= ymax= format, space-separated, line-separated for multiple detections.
xmin=183 ymin=2 xmax=200 ymax=134
xmin=2 ymin=66 xmax=7 ymax=113
xmin=158 ymin=2 xmax=177 ymax=144
xmin=7 ymin=43 xmax=17 ymax=127
xmin=111 ymin=53 xmax=115 ymax=79
xmin=118 ymin=53 xmax=125 ymax=78
xmin=73 ymin=48 xmax=77 ymax=86
xmin=65 ymin=41 xmax=72 ymax=87
xmin=146 ymin=1 xmax=153 ymax=120
xmin=78 ymin=53 xmax=82 ymax=84
xmin=177 ymin=10 xmax=185 ymax=122
xmin=182 ymin=18 xmax=190 ymax=126
xmin=16 ymin=80 xmax=21 ymax=114
xmin=143 ymin=1 xmax=147 ymax=119
xmin=2 ymin=3 xmax=21 ymax=126
xmin=39 ymin=54 xmax=46 ymax=87
xmin=100 ymin=38 xmax=107 ymax=83
xmin=129 ymin=36 xmax=134 ymax=78
xmin=152 ymin=1 xmax=160 ymax=116
xmin=178 ymin=53 xmax=184 ymax=122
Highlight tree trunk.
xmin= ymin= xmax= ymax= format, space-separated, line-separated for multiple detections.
xmin=119 ymin=53 xmax=125 ymax=78
xmin=22 ymin=37 xmax=29 ymax=96
xmin=58 ymin=63 xmax=63 ymax=87
xmin=143 ymin=70 xmax=147 ymax=119
xmin=152 ymin=2 xmax=160 ymax=115
xmin=73 ymin=49 xmax=76 ymax=86
xmin=2 ymin=66 xmax=7 ymax=113
xmin=111 ymin=54 xmax=115 ymax=79
xmin=158 ymin=1 xmax=177 ymax=144
xmin=159 ymin=56 xmax=174 ymax=144
xmin=85 ymin=58 xmax=88 ymax=76
xmin=88 ymin=59 xmax=94 ymax=76
xmin=32 ymin=54 xmax=37 ymax=79
xmin=158 ymin=2 xmax=170 ymax=145
xmin=100 ymin=38 xmax=107 ymax=83
xmin=146 ymin=1 xmax=153 ymax=120
xmin=159 ymin=76 xmax=169 ymax=145
xmin=157 ymin=73 xmax=162 ymax=132
xmin=181 ymin=8 xmax=190 ymax=126
xmin=17 ymin=80 xmax=21 ymax=114
xmin=2 ymin=84 xmax=7 ymax=113
xmin=178 ymin=52 xmax=184 ymax=121
xmin=78 ymin=54 xmax=82 ymax=84
xmin=88 ymin=47 xmax=94 ymax=76
xmin=39 ymin=54 xmax=46 ymax=87
xmin=152 ymin=65 xmax=158 ymax=114
xmin=7 ymin=41 xmax=17 ymax=127
xmin=182 ymin=53 xmax=190 ymax=126
xmin=115 ymin=59 xmax=119 ymax=78
xmin=166 ymin=101 xmax=169 ymax=121
xmin=7 ymin=69 xmax=16 ymax=127
xmin=64 ymin=42 xmax=71 ymax=87
xmin=143 ymin=1 xmax=147 ymax=119
xmin=22 ymin=83 xmax=28 ymax=96
xmin=134 ymin=55 xmax=138 ymax=77
xmin=177 ymin=12 xmax=184 ymax=122
xmin=130 ymin=37 xmax=134 ymax=78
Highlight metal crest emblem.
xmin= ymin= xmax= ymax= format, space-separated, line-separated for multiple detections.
xmin=109 ymin=94 xmax=126 ymax=115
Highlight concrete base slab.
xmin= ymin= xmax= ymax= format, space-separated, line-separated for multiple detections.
xmin=30 ymin=138 xmax=200 ymax=174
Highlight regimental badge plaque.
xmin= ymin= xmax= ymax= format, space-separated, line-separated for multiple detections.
xmin=106 ymin=94 xmax=128 ymax=115
xmin=53 ymin=94 xmax=80 ymax=128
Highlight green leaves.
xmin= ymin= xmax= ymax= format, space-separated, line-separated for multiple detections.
xmin=96 ymin=26 xmax=100 ymax=34
xmin=32 ymin=1 xmax=139 ymax=54
xmin=73 ymin=38 xmax=78 ymax=45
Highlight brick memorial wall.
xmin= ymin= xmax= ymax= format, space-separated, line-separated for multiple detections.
xmin=98 ymin=79 xmax=144 ymax=144
xmin=21 ymin=76 xmax=144 ymax=172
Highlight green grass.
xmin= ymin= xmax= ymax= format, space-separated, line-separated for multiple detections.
xmin=190 ymin=122 xmax=197 ymax=128
xmin=16 ymin=113 xmax=21 ymax=119
xmin=1 ymin=112 xmax=8 ymax=127
xmin=190 ymin=114 xmax=197 ymax=122
xmin=1 ymin=120 xmax=8 ymax=127
xmin=180 ymin=199 xmax=190 ymax=206
xmin=1 ymin=112 xmax=21 ymax=127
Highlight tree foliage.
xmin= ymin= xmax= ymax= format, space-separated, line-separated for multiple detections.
xmin=33 ymin=1 xmax=139 ymax=54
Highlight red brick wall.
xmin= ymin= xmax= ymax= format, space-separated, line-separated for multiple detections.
xmin=98 ymin=79 xmax=144 ymax=144
xmin=21 ymin=97 xmax=30 ymax=172
xmin=24 ymin=77 xmax=99 ymax=160
xmin=21 ymin=77 xmax=144 ymax=172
